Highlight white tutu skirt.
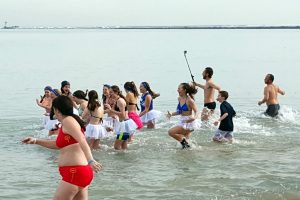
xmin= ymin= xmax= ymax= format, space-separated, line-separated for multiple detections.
xmin=114 ymin=119 xmax=138 ymax=135
xmin=174 ymin=115 xmax=202 ymax=131
xmin=102 ymin=117 xmax=118 ymax=131
xmin=45 ymin=119 xmax=59 ymax=130
xmin=42 ymin=115 xmax=50 ymax=128
xmin=85 ymin=124 xmax=108 ymax=139
xmin=140 ymin=110 xmax=162 ymax=124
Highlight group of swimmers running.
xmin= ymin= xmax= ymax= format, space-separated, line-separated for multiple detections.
xmin=22 ymin=67 xmax=285 ymax=199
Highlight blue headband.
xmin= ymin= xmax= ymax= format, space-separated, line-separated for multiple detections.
xmin=50 ymin=89 xmax=60 ymax=97
xmin=44 ymin=86 xmax=52 ymax=91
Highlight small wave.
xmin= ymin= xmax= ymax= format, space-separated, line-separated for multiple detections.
xmin=277 ymin=105 xmax=300 ymax=124
xmin=233 ymin=139 xmax=257 ymax=145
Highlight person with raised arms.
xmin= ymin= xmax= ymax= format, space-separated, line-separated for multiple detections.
xmin=23 ymin=95 xmax=102 ymax=200
xmin=36 ymin=86 xmax=53 ymax=128
xmin=193 ymin=67 xmax=221 ymax=121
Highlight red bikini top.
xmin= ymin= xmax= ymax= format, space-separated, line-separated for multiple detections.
xmin=56 ymin=127 xmax=84 ymax=148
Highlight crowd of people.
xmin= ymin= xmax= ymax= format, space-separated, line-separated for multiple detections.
xmin=22 ymin=67 xmax=285 ymax=199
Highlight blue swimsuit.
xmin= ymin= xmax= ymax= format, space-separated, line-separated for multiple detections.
xmin=177 ymin=99 xmax=189 ymax=114
xmin=140 ymin=93 xmax=153 ymax=112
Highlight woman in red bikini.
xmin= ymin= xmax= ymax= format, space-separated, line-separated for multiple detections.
xmin=23 ymin=95 xmax=102 ymax=199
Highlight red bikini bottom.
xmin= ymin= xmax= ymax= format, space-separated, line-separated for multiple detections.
xmin=59 ymin=165 xmax=93 ymax=188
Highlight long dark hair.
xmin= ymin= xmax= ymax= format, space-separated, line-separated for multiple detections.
xmin=102 ymin=84 xmax=111 ymax=104
xmin=180 ymin=83 xmax=197 ymax=100
xmin=73 ymin=90 xmax=88 ymax=101
xmin=60 ymin=80 xmax=71 ymax=95
xmin=124 ymin=81 xmax=139 ymax=98
xmin=87 ymin=90 xmax=101 ymax=111
xmin=52 ymin=95 xmax=85 ymax=131
xmin=111 ymin=85 xmax=127 ymax=102
xmin=141 ymin=82 xmax=160 ymax=99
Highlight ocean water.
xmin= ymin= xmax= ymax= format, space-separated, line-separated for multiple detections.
xmin=0 ymin=29 xmax=300 ymax=200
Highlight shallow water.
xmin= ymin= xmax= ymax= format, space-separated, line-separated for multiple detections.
xmin=0 ymin=29 xmax=300 ymax=199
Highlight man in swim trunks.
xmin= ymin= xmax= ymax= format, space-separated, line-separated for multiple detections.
xmin=258 ymin=74 xmax=285 ymax=117
xmin=193 ymin=67 xmax=221 ymax=121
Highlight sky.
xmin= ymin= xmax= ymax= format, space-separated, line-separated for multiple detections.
xmin=1 ymin=0 xmax=300 ymax=27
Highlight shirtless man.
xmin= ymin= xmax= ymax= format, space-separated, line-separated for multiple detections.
xmin=193 ymin=67 xmax=221 ymax=121
xmin=258 ymin=74 xmax=285 ymax=117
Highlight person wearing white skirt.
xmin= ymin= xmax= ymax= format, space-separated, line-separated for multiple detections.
xmin=167 ymin=83 xmax=199 ymax=149
xmin=105 ymin=85 xmax=138 ymax=150
xmin=82 ymin=90 xmax=104 ymax=150
xmin=139 ymin=82 xmax=161 ymax=128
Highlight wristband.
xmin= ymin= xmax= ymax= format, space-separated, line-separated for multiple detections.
xmin=33 ymin=138 xmax=37 ymax=144
xmin=88 ymin=159 xmax=95 ymax=165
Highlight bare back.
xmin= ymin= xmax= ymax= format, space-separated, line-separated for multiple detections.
xmin=265 ymin=84 xmax=281 ymax=105
xmin=89 ymin=106 xmax=104 ymax=125
xmin=126 ymin=92 xmax=138 ymax=112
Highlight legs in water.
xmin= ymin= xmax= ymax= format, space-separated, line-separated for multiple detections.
xmin=168 ymin=126 xmax=192 ymax=149
xmin=147 ymin=121 xmax=155 ymax=129
xmin=114 ymin=133 xmax=130 ymax=150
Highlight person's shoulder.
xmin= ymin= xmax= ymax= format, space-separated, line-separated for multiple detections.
xmin=187 ymin=96 xmax=195 ymax=103
xmin=126 ymin=92 xmax=134 ymax=98
xmin=63 ymin=116 xmax=78 ymax=126
xmin=265 ymin=85 xmax=271 ymax=90
xmin=118 ymin=97 xmax=126 ymax=104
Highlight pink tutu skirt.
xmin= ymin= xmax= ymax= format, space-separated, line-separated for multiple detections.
xmin=128 ymin=111 xmax=143 ymax=129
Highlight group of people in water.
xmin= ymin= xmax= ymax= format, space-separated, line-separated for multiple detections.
xmin=22 ymin=67 xmax=285 ymax=199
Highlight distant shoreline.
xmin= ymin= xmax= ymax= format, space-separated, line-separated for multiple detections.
xmin=2 ymin=25 xmax=300 ymax=30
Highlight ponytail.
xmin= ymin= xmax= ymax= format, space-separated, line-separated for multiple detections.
xmin=180 ymin=83 xmax=197 ymax=100
xmin=87 ymin=90 xmax=100 ymax=111
xmin=124 ymin=81 xmax=139 ymax=98
xmin=141 ymin=82 xmax=160 ymax=99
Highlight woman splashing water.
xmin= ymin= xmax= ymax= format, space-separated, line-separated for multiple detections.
xmin=167 ymin=83 xmax=199 ymax=149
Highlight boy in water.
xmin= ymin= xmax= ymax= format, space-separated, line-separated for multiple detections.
xmin=213 ymin=91 xmax=236 ymax=142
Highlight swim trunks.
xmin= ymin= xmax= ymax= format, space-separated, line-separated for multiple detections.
xmin=204 ymin=102 xmax=216 ymax=110
xmin=265 ymin=104 xmax=280 ymax=117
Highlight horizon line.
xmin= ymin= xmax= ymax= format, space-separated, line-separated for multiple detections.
xmin=2 ymin=25 xmax=300 ymax=30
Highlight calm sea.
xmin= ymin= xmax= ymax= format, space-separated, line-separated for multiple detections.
xmin=0 ymin=29 xmax=299 ymax=200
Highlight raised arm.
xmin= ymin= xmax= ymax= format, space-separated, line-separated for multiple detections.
xmin=36 ymin=99 xmax=51 ymax=110
xmin=208 ymin=81 xmax=221 ymax=92
xmin=192 ymin=81 xmax=205 ymax=89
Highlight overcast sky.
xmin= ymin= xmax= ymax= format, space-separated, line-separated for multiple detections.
xmin=1 ymin=0 xmax=300 ymax=27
